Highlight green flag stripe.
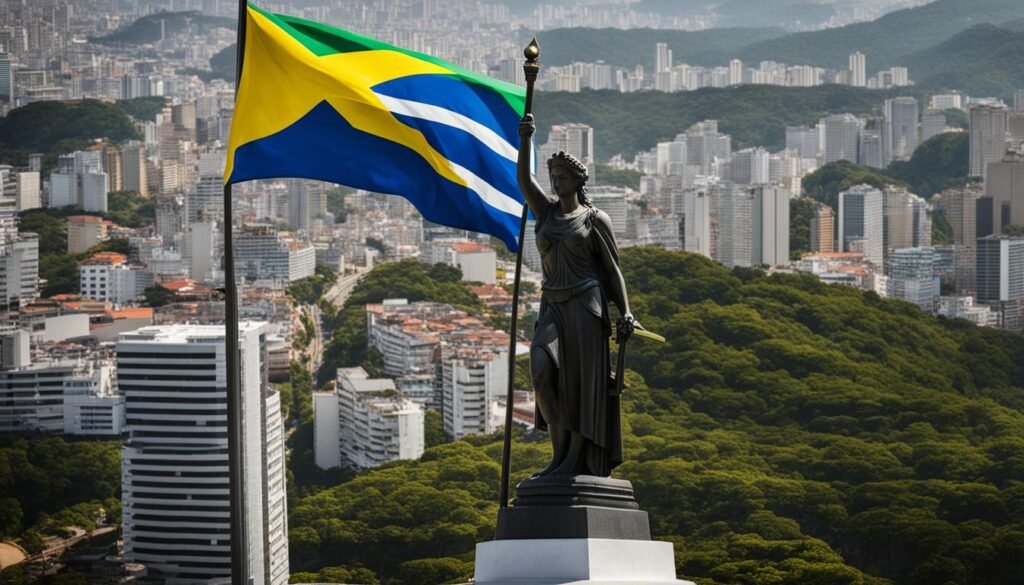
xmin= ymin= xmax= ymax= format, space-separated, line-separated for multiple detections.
xmin=246 ymin=3 xmax=526 ymax=115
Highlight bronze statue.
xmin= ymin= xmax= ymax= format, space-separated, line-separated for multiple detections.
xmin=517 ymin=114 xmax=637 ymax=478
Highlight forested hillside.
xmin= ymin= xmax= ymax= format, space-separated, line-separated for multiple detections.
xmin=289 ymin=249 xmax=1024 ymax=585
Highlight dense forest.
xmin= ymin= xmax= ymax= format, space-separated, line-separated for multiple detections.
xmin=90 ymin=11 xmax=234 ymax=45
xmin=289 ymin=249 xmax=1024 ymax=585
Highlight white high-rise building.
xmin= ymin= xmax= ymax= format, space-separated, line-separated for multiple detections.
xmin=714 ymin=183 xmax=753 ymax=268
xmin=730 ymin=148 xmax=770 ymax=185
xmin=590 ymin=187 xmax=628 ymax=240
xmin=751 ymin=186 xmax=790 ymax=267
xmin=729 ymin=59 xmax=743 ymax=86
xmin=79 ymin=252 xmax=153 ymax=305
xmin=0 ymin=224 xmax=38 ymax=311
xmin=884 ymin=97 xmax=919 ymax=164
xmin=655 ymin=42 xmax=672 ymax=73
xmin=821 ymin=114 xmax=864 ymax=164
xmin=313 ymin=367 xmax=424 ymax=470
xmin=849 ymin=51 xmax=866 ymax=87
xmin=888 ymin=247 xmax=938 ymax=312
xmin=119 ymin=324 xmax=289 ymax=585
xmin=122 ymin=141 xmax=148 ymax=196
xmin=970 ymin=106 xmax=1024 ymax=179
xmin=81 ymin=171 xmax=109 ymax=212
xmin=235 ymin=226 xmax=316 ymax=282
xmin=785 ymin=126 xmax=819 ymax=159
xmin=684 ymin=189 xmax=711 ymax=258
xmin=0 ymin=357 xmax=118 ymax=434
xmin=15 ymin=172 xmax=40 ymax=211
xmin=839 ymin=184 xmax=884 ymax=267
xmin=441 ymin=340 xmax=507 ymax=440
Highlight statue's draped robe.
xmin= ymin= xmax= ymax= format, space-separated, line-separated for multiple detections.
xmin=531 ymin=204 xmax=623 ymax=476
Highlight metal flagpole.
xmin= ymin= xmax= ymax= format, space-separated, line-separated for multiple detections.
xmin=225 ymin=1 xmax=249 ymax=583
xmin=499 ymin=39 xmax=540 ymax=509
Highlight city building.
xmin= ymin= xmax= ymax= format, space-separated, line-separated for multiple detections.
xmin=714 ymin=183 xmax=753 ymax=268
xmin=887 ymin=247 xmax=938 ymax=312
xmin=821 ymin=114 xmax=863 ymax=164
xmin=79 ymin=252 xmax=153 ymax=305
xmin=976 ymin=236 xmax=1024 ymax=303
xmin=287 ymin=179 xmax=327 ymax=232
xmin=921 ymin=109 xmax=948 ymax=144
xmin=809 ymin=202 xmax=835 ymax=253
xmin=883 ymin=97 xmax=919 ymax=164
xmin=119 ymin=324 xmax=289 ymax=585
xmin=751 ymin=186 xmax=790 ymax=267
xmin=590 ymin=187 xmax=629 ymax=239
xmin=849 ymin=51 xmax=866 ymax=87
xmin=730 ymin=148 xmax=770 ymax=185
xmin=313 ymin=367 xmax=424 ymax=470
xmin=969 ymin=106 xmax=1024 ymax=179
xmin=537 ymin=123 xmax=594 ymax=192
xmin=235 ymin=226 xmax=316 ymax=282
xmin=883 ymin=187 xmax=931 ymax=254
xmin=684 ymin=189 xmax=711 ymax=258
xmin=67 ymin=215 xmax=108 ymax=254
xmin=839 ymin=184 xmax=884 ymax=267
xmin=440 ymin=333 xmax=508 ymax=440
xmin=859 ymin=128 xmax=884 ymax=169
xmin=785 ymin=126 xmax=819 ymax=159
xmin=984 ymin=149 xmax=1024 ymax=234
xmin=0 ymin=222 xmax=38 ymax=311
xmin=686 ymin=120 xmax=731 ymax=175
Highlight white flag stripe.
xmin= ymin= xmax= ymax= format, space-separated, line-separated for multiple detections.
xmin=448 ymin=160 xmax=524 ymax=218
xmin=374 ymin=93 xmax=519 ymax=163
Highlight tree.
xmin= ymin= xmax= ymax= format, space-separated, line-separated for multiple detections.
xmin=142 ymin=286 xmax=176 ymax=308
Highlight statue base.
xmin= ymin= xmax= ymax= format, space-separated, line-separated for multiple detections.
xmin=496 ymin=474 xmax=649 ymax=541
xmin=473 ymin=538 xmax=694 ymax=585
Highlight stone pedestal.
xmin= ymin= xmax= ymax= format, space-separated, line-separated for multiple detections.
xmin=474 ymin=538 xmax=694 ymax=585
xmin=476 ymin=475 xmax=694 ymax=584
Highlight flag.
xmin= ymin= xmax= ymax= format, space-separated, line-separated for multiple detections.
xmin=225 ymin=3 xmax=528 ymax=250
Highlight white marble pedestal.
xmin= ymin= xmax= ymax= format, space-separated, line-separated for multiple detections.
xmin=473 ymin=538 xmax=696 ymax=585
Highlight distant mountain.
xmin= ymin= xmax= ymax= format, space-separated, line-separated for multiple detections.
xmin=736 ymin=0 xmax=1024 ymax=70
xmin=534 ymin=27 xmax=787 ymax=70
xmin=636 ymin=0 xmax=838 ymax=29
xmin=535 ymin=85 xmax=926 ymax=160
xmin=92 ymin=11 xmax=234 ymax=45
xmin=904 ymin=24 xmax=1024 ymax=97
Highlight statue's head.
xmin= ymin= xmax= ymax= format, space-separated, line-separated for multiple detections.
xmin=547 ymin=151 xmax=591 ymax=206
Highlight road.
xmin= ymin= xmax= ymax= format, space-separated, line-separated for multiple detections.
xmin=324 ymin=267 xmax=366 ymax=307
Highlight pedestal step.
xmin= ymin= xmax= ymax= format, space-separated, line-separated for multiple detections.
xmin=474 ymin=538 xmax=695 ymax=585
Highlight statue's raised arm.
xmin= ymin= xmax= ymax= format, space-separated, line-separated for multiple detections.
xmin=517 ymin=114 xmax=552 ymax=217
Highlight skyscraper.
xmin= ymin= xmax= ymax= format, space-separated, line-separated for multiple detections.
xmin=286 ymin=179 xmax=327 ymax=232
xmin=0 ymin=53 xmax=11 ymax=102
xmin=809 ymin=202 xmax=835 ymax=253
xmin=970 ymin=106 xmax=1017 ymax=179
xmin=119 ymin=324 xmax=289 ymax=585
xmin=984 ymin=149 xmax=1024 ymax=234
xmin=976 ymin=236 xmax=1024 ymax=303
xmin=751 ymin=186 xmax=790 ymax=267
xmin=849 ymin=51 xmax=866 ymax=87
xmin=684 ymin=189 xmax=711 ymax=258
xmin=920 ymin=109 xmax=947 ymax=144
xmin=821 ymin=114 xmax=863 ymax=164
xmin=785 ymin=126 xmax=819 ymax=159
xmin=888 ymin=247 xmax=938 ymax=312
xmin=1015 ymin=89 xmax=1024 ymax=113
xmin=655 ymin=42 xmax=672 ymax=73
xmin=883 ymin=187 xmax=931 ymax=254
xmin=858 ymin=129 xmax=883 ymax=169
xmin=936 ymin=185 xmax=981 ymax=247
xmin=714 ymin=183 xmax=753 ymax=268
xmin=729 ymin=59 xmax=743 ymax=86
xmin=884 ymin=97 xmax=919 ymax=164
xmin=838 ymin=184 xmax=884 ymax=266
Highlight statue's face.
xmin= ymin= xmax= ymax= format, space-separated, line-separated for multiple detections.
xmin=550 ymin=166 xmax=580 ymax=199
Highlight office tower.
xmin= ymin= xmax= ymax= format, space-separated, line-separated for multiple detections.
xmin=119 ymin=324 xmax=289 ymax=585
xmin=849 ymin=51 xmax=866 ymax=87
xmin=858 ymin=129 xmax=884 ymax=169
xmin=67 ymin=215 xmax=108 ymax=254
xmin=686 ymin=121 xmax=731 ymax=175
xmin=1016 ymin=89 xmax=1024 ymax=113
xmin=0 ymin=53 xmax=11 ymax=102
xmin=655 ymin=138 xmax=687 ymax=175
xmin=809 ymin=202 xmax=835 ymax=253
xmin=976 ymin=236 xmax=1024 ymax=303
xmin=984 ymin=149 xmax=1024 ymax=234
xmin=103 ymin=145 xmax=123 ymax=193
xmin=821 ymin=114 xmax=863 ymax=164
xmin=0 ymin=226 xmax=38 ymax=311
xmin=0 ymin=356 xmax=116 ymax=434
xmin=313 ymin=367 xmax=424 ymax=470
xmin=122 ymin=141 xmax=148 ymax=196
xmin=839 ymin=184 xmax=884 ymax=266
xmin=936 ymin=185 xmax=981 ymax=247
xmin=537 ymin=124 xmax=594 ymax=193
xmin=888 ymin=247 xmax=938 ymax=311
xmin=684 ymin=189 xmax=711 ymax=258
xmin=785 ymin=126 xmax=819 ymax=159
xmin=729 ymin=59 xmax=743 ymax=86
xmin=15 ymin=172 xmax=39 ymax=210
xmin=931 ymin=94 xmax=963 ymax=111
xmin=714 ymin=183 xmax=753 ymax=268
xmin=235 ymin=226 xmax=316 ymax=282
xmin=730 ymin=148 xmax=770 ymax=185
xmin=286 ymin=179 xmax=327 ymax=232
xmin=751 ymin=186 xmax=790 ymax=267
xmin=921 ymin=109 xmax=947 ymax=144
xmin=590 ymin=188 xmax=628 ymax=240
xmin=190 ymin=221 xmax=218 ymax=281
xmin=81 ymin=171 xmax=109 ymax=212
xmin=883 ymin=187 xmax=931 ymax=254
xmin=884 ymin=97 xmax=919 ymax=164
xmin=970 ymin=106 xmax=1015 ymax=179
xmin=79 ymin=252 xmax=153 ymax=304
xmin=655 ymin=42 xmax=672 ymax=73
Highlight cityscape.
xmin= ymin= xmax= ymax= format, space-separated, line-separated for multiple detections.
xmin=0 ymin=0 xmax=1023 ymax=584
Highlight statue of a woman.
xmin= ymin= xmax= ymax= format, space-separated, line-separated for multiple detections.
xmin=517 ymin=114 xmax=637 ymax=478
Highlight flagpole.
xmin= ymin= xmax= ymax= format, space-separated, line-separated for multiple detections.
xmin=226 ymin=1 xmax=248 ymax=584
xmin=499 ymin=39 xmax=540 ymax=509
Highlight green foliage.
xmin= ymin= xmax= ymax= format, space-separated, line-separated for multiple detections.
xmin=289 ymin=565 xmax=379 ymax=584
xmin=105 ymin=191 xmax=156 ymax=228
xmin=115 ymin=97 xmax=166 ymax=122
xmin=424 ymin=410 xmax=447 ymax=449
xmin=0 ymin=436 xmax=120 ymax=545
xmin=944 ymin=108 xmax=969 ymax=129
xmin=0 ymin=101 xmax=141 ymax=167
xmin=319 ymin=260 xmax=485 ymax=385
xmin=789 ymin=197 xmax=816 ymax=260
xmin=538 ymin=85 xmax=927 ymax=160
xmin=287 ymin=266 xmax=338 ymax=306
xmin=932 ymin=210 xmax=954 ymax=245
xmin=535 ymin=26 xmax=786 ymax=70
xmin=142 ymin=286 xmax=176 ymax=308
xmin=594 ymin=164 xmax=641 ymax=190
xmin=886 ymin=133 xmax=970 ymax=198
xmin=802 ymin=161 xmax=905 ymax=209
xmin=292 ymin=248 xmax=1024 ymax=585
xmin=1002 ymin=224 xmax=1024 ymax=237
xmin=91 ymin=11 xmax=234 ymax=45
xmin=325 ymin=187 xmax=352 ymax=222
xmin=735 ymin=0 xmax=1024 ymax=70
xmin=210 ymin=43 xmax=237 ymax=82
